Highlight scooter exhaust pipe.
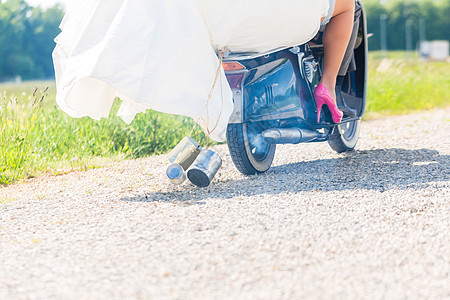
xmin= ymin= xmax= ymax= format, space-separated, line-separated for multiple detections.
xmin=261 ymin=128 xmax=327 ymax=145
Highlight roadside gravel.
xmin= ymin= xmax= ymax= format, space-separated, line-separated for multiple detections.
xmin=1 ymin=108 xmax=449 ymax=300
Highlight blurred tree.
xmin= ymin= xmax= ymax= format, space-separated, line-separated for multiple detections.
xmin=365 ymin=0 xmax=450 ymax=50
xmin=27 ymin=6 xmax=64 ymax=77
xmin=0 ymin=0 xmax=63 ymax=80
xmin=364 ymin=0 xmax=388 ymax=51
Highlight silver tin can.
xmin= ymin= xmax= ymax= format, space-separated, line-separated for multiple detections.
xmin=166 ymin=164 xmax=187 ymax=185
xmin=187 ymin=150 xmax=222 ymax=188
xmin=167 ymin=136 xmax=202 ymax=171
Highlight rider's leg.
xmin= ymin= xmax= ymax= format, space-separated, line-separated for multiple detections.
xmin=320 ymin=0 xmax=355 ymax=102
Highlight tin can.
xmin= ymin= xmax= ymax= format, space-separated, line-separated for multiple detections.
xmin=167 ymin=136 xmax=202 ymax=171
xmin=166 ymin=164 xmax=187 ymax=185
xmin=187 ymin=150 xmax=222 ymax=188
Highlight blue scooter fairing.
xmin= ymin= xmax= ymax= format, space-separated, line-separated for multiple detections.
xmin=224 ymin=45 xmax=319 ymax=127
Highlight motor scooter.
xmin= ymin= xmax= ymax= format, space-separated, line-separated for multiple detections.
xmin=223 ymin=1 xmax=368 ymax=175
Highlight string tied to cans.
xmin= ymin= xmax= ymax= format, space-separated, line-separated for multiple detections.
xmin=190 ymin=48 xmax=228 ymax=142
xmin=166 ymin=49 xmax=229 ymax=187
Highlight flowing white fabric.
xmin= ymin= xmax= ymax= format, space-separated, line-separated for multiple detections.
xmin=196 ymin=0 xmax=329 ymax=52
xmin=53 ymin=0 xmax=329 ymax=141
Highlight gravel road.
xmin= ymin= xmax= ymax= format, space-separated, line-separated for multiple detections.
xmin=1 ymin=108 xmax=449 ymax=300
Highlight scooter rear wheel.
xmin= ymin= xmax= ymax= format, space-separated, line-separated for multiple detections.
xmin=328 ymin=119 xmax=361 ymax=153
xmin=227 ymin=123 xmax=276 ymax=175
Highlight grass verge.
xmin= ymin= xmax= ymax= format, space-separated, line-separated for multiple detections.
xmin=1 ymin=82 xmax=209 ymax=185
xmin=365 ymin=51 xmax=450 ymax=118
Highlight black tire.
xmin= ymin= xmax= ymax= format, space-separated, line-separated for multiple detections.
xmin=226 ymin=123 xmax=276 ymax=175
xmin=328 ymin=120 xmax=361 ymax=153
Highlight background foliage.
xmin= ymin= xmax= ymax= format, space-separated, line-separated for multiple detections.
xmin=0 ymin=0 xmax=63 ymax=80
xmin=0 ymin=0 xmax=449 ymax=79
xmin=365 ymin=0 xmax=450 ymax=50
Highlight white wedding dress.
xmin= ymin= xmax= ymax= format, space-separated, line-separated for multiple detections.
xmin=53 ymin=0 xmax=329 ymax=141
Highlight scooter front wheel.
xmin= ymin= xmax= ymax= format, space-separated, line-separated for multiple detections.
xmin=328 ymin=119 xmax=361 ymax=153
xmin=226 ymin=123 xmax=276 ymax=175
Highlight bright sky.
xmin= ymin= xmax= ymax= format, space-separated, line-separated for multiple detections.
xmin=26 ymin=0 xmax=68 ymax=9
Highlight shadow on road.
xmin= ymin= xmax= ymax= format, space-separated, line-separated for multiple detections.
xmin=121 ymin=148 xmax=449 ymax=204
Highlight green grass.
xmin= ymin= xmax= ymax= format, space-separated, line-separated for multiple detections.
xmin=1 ymin=52 xmax=449 ymax=186
xmin=366 ymin=51 xmax=450 ymax=118
xmin=1 ymin=81 xmax=209 ymax=185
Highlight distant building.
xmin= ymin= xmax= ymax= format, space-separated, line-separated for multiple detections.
xmin=420 ymin=41 xmax=449 ymax=61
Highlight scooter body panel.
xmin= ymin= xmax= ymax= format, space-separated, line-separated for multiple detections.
xmin=225 ymin=48 xmax=316 ymax=125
